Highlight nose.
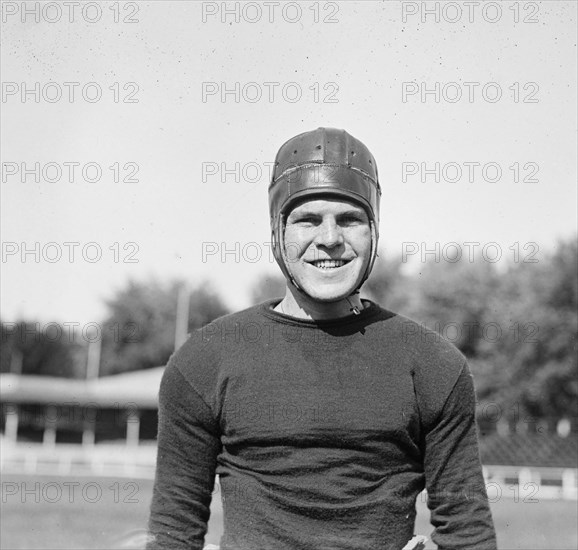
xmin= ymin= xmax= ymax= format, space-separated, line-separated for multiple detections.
xmin=314 ymin=218 xmax=344 ymax=248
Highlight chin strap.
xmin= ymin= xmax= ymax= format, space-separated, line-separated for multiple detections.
xmin=345 ymin=293 xmax=361 ymax=315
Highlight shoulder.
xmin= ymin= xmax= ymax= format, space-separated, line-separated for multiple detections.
xmin=365 ymin=302 xmax=466 ymax=372
xmin=366 ymin=303 xmax=469 ymax=423
xmin=195 ymin=301 xmax=268 ymax=344
xmin=161 ymin=303 xmax=265 ymax=395
xmin=173 ymin=303 xmax=263 ymax=358
xmin=389 ymin=311 xmax=466 ymax=372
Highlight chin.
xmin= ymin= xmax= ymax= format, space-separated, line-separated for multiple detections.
xmin=289 ymin=264 xmax=367 ymax=303
xmin=300 ymin=284 xmax=357 ymax=303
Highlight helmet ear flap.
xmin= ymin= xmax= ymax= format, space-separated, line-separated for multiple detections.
xmin=353 ymin=219 xmax=379 ymax=293
xmin=272 ymin=212 xmax=301 ymax=291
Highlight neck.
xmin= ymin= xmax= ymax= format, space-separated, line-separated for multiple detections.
xmin=274 ymin=286 xmax=364 ymax=321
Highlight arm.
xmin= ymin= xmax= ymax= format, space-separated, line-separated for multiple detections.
xmin=422 ymin=361 xmax=498 ymax=549
xmin=147 ymin=363 xmax=221 ymax=550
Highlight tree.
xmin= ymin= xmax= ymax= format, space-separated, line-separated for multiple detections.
xmin=0 ymin=320 xmax=84 ymax=377
xmin=99 ymin=279 xmax=229 ymax=376
xmin=364 ymin=237 xmax=578 ymax=422
xmin=477 ymin=237 xmax=578 ymax=420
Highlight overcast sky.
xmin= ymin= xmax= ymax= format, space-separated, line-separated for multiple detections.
xmin=2 ymin=0 xmax=576 ymax=325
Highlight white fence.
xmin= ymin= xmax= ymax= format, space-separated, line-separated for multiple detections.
xmin=0 ymin=440 xmax=157 ymax=479
xmin=1 ymin=440 xmax=576 ymax=501
xmin=483 ymin=464 xmax=577 ymax=501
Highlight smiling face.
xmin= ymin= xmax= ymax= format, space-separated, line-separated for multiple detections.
xmin=282 ymin=197 xmax=372 ymax=303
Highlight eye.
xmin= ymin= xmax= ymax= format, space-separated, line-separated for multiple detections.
xmin=340 ymin=214 xmax=365 ymax=225
xmin=291 ymin=215 xmax=318 ymax=225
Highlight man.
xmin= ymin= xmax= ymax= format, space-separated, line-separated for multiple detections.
xmin=146 ymin=128 xmax=497 ymax=549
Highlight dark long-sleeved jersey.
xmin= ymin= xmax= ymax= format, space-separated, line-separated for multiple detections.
xmin=147 ymin=300 xmax=497 ymax=550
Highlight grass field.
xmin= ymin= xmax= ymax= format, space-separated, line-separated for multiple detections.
xmin=1 ymin=474 xmax=577 ymax=549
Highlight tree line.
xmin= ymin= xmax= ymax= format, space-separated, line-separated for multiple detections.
xmin=2 ymin=236 xmax=576 ymax=423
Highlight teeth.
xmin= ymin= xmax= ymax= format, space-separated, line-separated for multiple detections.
xmin=312 ymin=260 xmax=346 ymax=269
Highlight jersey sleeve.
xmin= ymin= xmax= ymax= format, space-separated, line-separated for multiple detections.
xmin=146 ymin=362 xmax=222 ymax=550
xmin=422 ymin=361 xmax=498 ymax=549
